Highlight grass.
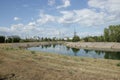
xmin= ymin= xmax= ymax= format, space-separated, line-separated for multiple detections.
xmin=0 ymin=43 xmax=120 ymax=80
xmin=31 ymin=51 xmax=36 ymax=54
xmin=117 ymin=63 xmax=120 ymax=66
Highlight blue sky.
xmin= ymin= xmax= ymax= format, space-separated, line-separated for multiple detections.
xmin=0 ymin=0 xmax=120 ymax=38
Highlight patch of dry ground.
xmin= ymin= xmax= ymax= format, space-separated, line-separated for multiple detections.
xmin=0 ymin=43 xmax=120 ymax=80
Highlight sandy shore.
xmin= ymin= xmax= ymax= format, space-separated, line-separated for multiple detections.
xmin=11 ymin=41 xmax=64 ymax=48
xmin=65 ymin=42 xmax=120 ymax=52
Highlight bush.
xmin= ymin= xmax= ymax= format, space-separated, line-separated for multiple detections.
xmin=0 ymin=36 xmax=5 ymax=43
xmin=116 ymin=63 xmax=120 ymax=67
xmin=72 ymin=36 xmax=80 ymax=42
xmin=31 ymin=51 xmax=36 ymax=54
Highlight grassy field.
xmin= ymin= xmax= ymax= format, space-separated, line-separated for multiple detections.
xmin=0 ymin=43 xmax=120 ymax=80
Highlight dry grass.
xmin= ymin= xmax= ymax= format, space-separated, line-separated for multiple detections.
xmin=0 ymin=43 xmax=120 ymax=80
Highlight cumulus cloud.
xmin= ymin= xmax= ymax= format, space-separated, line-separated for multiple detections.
xmin=88 ymin=0 xmax=120 ymax=15
xmin=57 ymin=0 xmax=70 ymax=9
xmin=48 ymin=0 xmax=55 ymax=6
xmin=37 ymin=13 xmax=56 ymax=24
xmin=14 ymin=17 xmax=21 ymax=21
xmin=0 ymin=21 xmax=68 ymax=38
xmin=57 ymin=9 xmax=107 ymax=26
xmin=57 ymin=0 xmax=120 ymax=26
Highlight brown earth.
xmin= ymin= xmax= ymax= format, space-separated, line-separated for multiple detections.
xmin=0 ymin=43 xmax=120 ymax=80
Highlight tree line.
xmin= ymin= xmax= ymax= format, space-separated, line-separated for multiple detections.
xmin=0 ymin=24 xmax=120 ymax=43
xmin=73 ymin=25 xmax=120 ymax=42
xmin=0 ymin=36 xmax=64 ymax=43
xmin=0 ymin=36 xmax=21 ymax=43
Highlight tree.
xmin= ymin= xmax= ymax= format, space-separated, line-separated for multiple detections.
xmin=0 ymin=36 xmax=5 ymax=43
xmin=104 ymin=25 xmax=120 ymax=42
xmin=72 ymin=36 xmax=80 ymax=42
xmin=104 ymin=28 xmax=109 ymax=42
xmin=6 ymin=36 xmax=21 ymax=43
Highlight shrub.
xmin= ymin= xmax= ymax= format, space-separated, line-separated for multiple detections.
xmin=116 ymin=63 xmax=120 ymax=67
xmin=31 ymin=51 xmax=36 ymax=54
xmin=0 ymin=36 xmax=5 ymax=43
xmin=72 ymin=36 xmax=80 ymax=42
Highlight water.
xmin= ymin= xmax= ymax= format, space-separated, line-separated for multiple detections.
xmin=28 ymin=44 xmax=120 ymax=60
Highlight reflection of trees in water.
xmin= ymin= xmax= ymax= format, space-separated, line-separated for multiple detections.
xmin=71 ymin=48 xmax=80 ymax=56
xmin=84 ymin=49 xmax=92 ymax=54
xmin=95 ymin=50 xmax=104 ymax=55
xmin=66 ymin=46 xmax=70 ymax=51
xmin=41 ymin=44 xmax=52 ymax=48
xmin=84 ymin=49 xmax=105 ymax=55
xmin=41 ymin=45 xmax=44 ymax=49
xmin=104 ymin=52 xmax=120 ymax=60
xmin=52 ymin=44 xmax=56 ymax=48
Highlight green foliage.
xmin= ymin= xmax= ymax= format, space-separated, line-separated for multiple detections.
xmin=72 ymin=36 xmax=80 ymax=42
xmin=31 ymin=51 xmax=36 ymax=54
xmin=6 ymin=36 xmax=21 ymax=43
xmin=66 ymin=37 xmax=72 ymax=42
xmin=0 ymin=36 xmax=5 ymax=43
xmin=104 ymin=25 xmax=120 ymax=42
xmin=88 ymin=37 xmax=95 ymax=42
xmin=104 ymin=28 xmax=109 ymax=42
xmin=82 ymin=36 xmax=104 ymax=42
xmin=116 ymin=63 xmax=120 ymax=67
xmin=81 ymin=24 xmax=120 ymax=42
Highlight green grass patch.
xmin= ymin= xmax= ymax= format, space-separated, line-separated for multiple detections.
xmin=116 ymin=63 xmax=120 ymax=67
xmin=31 ymin=51 xmax=36 ymax=54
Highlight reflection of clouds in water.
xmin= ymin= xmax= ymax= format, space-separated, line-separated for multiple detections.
xmin=28 ymin=44 xmax=120 ymax=60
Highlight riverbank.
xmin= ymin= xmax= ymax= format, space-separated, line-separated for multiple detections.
xmin=0 ymin=43 xmax=120 ymax=80
xmin=11 ymin=41 xmax=64 ymax=48
xmin=65 ymin=42 xmax=120 ymax=52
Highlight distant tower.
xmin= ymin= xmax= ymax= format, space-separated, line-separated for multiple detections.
xmin=74 ymin=26 xmax=77 ymax=37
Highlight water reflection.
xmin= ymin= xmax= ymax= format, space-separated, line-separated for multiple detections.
xmin=66 ymin=46 xmax=70 ymax=51
xmin=104 ymin=52 xmax=120 ymax=60
xmin=53 ymin=44 xmax=56 ymax=48
xmin=71 ymin=48 xmax=80 ymax=56
xmin=28 ymin=44 xmax=120 ymax=60
xmin=84 ymin=49 xmax=90 ymax=54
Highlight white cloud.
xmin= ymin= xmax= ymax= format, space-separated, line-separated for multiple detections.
xmin=14 ymin=17 xmax=21 ymax=21
xmin=56 ymin=0 xmax=120 ymax=27
xmin=28 ymin=22 xmax=36 ymax=26
xmin=88 ymin=0 xmax=106 ymax=9
xmin=57 ymin=9 xmax=107 ymax=26
xmin=58 ymin=11 xmax=74 ymax=24
xmin=1 ymin=0 xmax=120 ymax=38
xmin=88 ymin=0 xmax=120 ymax=14
xmin=37 ymin=13 xmax=56 ymax=24
xmin=48 ymin=0 xmax=55 ymax=6
xmin=57 ymin=0 xmax=70 ymax=9
xmin=36 ymin=2 xmax=120 ymax=27
xmin=88 ymin=0 xmax=120 ymax=25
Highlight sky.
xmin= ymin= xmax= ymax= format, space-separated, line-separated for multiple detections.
xmin=0 ymin=0 xmax=120 ymax=38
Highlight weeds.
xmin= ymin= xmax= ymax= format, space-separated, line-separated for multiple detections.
xmin=5 ymin=47 xmax=14 ymax=50
xmin=68 ymin=70 xmax=76 ymax=75
xmin=81 ymin=58 xmax=84 ymax=61
xmin=0 ymin=60 xmax=3 ymax=64
xmin=116 ymin=63 xmax=120 ymax=67
xmin=31 ymin=51 xmax=36 ymax=54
